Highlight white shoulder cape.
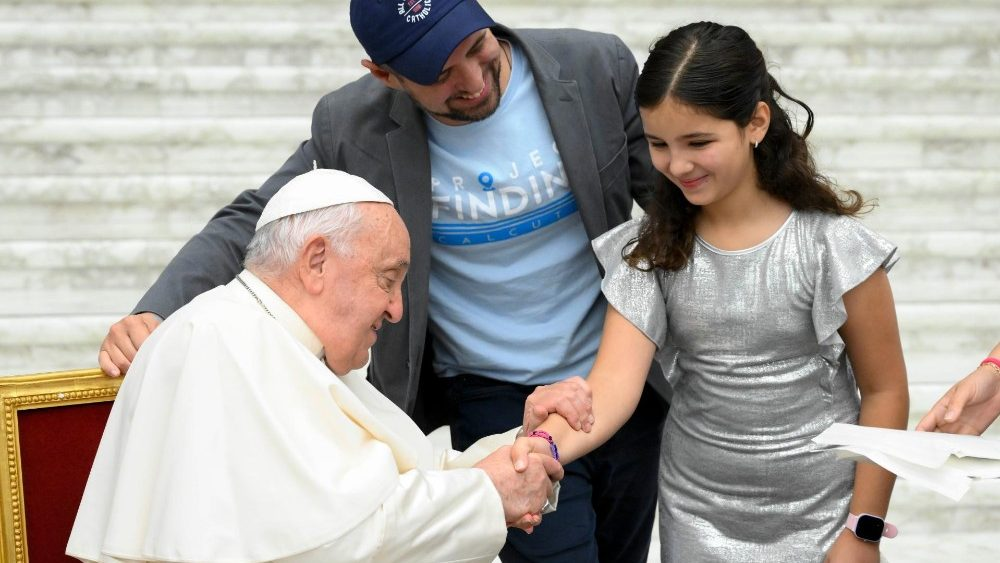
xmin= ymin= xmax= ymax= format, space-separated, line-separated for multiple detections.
xmin=67 ymin=275 xmax=453 ymax=562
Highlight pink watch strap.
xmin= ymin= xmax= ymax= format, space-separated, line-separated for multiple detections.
xmin=846 ymin=513 xmax=898 ymax=539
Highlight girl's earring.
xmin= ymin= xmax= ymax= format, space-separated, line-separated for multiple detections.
xmin=753 ymin=140 xmax=759 ymax=149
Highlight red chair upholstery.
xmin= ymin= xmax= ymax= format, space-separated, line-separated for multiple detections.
xmin=0 ymin=369 xmax=121 ymax=563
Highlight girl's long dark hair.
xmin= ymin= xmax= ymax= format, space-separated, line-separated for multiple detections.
xmin=627 ymin=22 xmax=867 ymax=271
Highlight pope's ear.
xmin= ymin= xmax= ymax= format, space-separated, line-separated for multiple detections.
xmin=362 ymin=59 xmax=404 ymax=90
xmin=298 ymin=235 xmax=330 ymax=295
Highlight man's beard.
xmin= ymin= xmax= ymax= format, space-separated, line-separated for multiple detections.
xmin=426 ymin=59 xmax=503 ymax=124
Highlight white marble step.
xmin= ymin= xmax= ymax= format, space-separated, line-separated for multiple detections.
xmin=1 ymin=170 xmax=996 ymax=242
xmin=6 ymin=0 xmax=999 ymax=27
xmin=7 ymin=0 xmax=997 ymax=21
xmin=3 ymin=115 xmax=995 ymax=144
xmin=0 ymin=116 xmax=997 ymax=175
xmin=2 ymin=66 xmax=996 ymax=118
xmin=3 ymin=65 xmax=994 ymax=96
xmin=2 ymin=20 xmax=995 ymax=69
xmin=1 ymin=229 xmax=995 ymax=292
xmin=3 ymin=169 xmax=994 ymax=206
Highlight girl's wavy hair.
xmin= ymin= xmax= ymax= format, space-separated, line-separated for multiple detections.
xmin=627 ymin=22 xmax=868 ymax=271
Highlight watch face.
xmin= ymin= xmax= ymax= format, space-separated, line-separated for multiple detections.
xmin=855 ymin=515 xmax=885 ymax=542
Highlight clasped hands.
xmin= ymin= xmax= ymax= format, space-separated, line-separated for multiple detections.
xmin=489 ymin=377 xmax=594 ymax=532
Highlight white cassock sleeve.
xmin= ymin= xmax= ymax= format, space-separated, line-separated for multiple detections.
xmin=282 ymin=467 xmax=506 ymax=563
xmin=273 ymin=375 xmax=516 ymax=563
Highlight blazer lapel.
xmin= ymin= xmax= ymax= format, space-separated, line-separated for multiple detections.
xmin=506 ymin=27 xmax=610 ymax=237
xmin=385 ymin=93 xmax=433 ymax=410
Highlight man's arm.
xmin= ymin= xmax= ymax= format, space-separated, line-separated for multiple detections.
xmin=136 ymin=137 xmax=325 ymax=318
xmin=99 ymin=104 xmax=332 ymax=376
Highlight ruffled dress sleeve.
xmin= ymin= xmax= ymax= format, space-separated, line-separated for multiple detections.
xmin=592 ymin=219 xmax=669 ymax=350
xmin=811 ymin=214 xmax=899 ymax=352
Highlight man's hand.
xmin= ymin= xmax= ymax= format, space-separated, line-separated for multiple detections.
xmin=475 ymin=445 xmax=562 ymax=527
xmin=523 ymin=376 xmax=593 ymax=434
xmin=98 ymin=312 xmax=161 ymax=377
xmin=916 ymin=365 xmax=1000 ymax=435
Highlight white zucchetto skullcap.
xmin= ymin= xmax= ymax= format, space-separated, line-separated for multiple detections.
xmin=255 ymin=169 xmax=394 ymax=231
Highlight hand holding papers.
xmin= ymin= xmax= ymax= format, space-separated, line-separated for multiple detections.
xmin=813 ymin=423 xmax=1000 ymax=501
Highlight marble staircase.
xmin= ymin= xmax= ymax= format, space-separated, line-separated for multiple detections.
xmin=1 ymin=0 xmax=998 ymax=558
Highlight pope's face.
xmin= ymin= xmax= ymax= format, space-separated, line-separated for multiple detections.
xmin=317 ymin=205 xmax=410 ymax=375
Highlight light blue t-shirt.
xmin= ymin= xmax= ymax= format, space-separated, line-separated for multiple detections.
xmin=425 ymin=43 xmax=605 ymax=385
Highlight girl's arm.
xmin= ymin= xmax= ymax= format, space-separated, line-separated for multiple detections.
xmin=825 ymin=267 xmax=909 ymax=562
xmin=513 ymin=306 xmax=656 ymax=467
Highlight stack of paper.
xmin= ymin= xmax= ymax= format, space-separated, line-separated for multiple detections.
xmin=812 ymin=423 xmax=1000 ymax=501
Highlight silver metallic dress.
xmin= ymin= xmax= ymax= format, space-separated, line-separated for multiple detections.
xmin=593 ymin=211 xmax=898 ymax=562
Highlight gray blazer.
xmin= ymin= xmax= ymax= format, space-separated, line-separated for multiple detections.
xmin=136 ymin=26 xmax=667 ymax=412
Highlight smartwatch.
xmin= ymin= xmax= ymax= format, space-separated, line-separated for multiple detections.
xmin=844 ymin=513 xmax=898 ymax=543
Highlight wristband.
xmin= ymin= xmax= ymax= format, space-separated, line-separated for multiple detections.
xmin=981 ymin=357 xmax=1000 ymax=376
xmin=845 ymin=513 xmax=898 ymax=543
xmin=529 ymin=430 xmax=559 ymax=462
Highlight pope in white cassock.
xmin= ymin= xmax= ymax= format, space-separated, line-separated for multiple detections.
xmin=67 ymin=169 xmax=562 ymax=563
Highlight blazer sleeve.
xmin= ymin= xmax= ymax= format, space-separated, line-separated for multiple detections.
xmin=283 ymin=468 xmax=507 ymax=563
xmin=133 ymin=102 xmax=332 ymax=318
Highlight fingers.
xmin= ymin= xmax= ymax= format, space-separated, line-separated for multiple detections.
xmin=510 ymin=437 xmax=533 ymax=472
xmin=536 ymin=452 xmax=564 ymax=482
xmin=98 ymin=313 xmax=161 ymax=377
xmin=507 ymin=512 xmax=542 ymax=532
xmin=915 ymin=406 xmax=941 ymax=432
xmin=915 ymin=392 xmax=952 ymax=432
xmin=943 ymin=382 xmax=974 ymax=424
xmin=555 ymin=376 xmax=593 ymax=432
xmin=522 ymin=377 xmax=595 ymax=433
xmin=522 ymin=402 xmax=548 ymax=434
xmin=98 ymin=345 xmax=129 ymax=377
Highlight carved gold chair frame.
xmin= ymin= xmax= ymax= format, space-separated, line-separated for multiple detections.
xmin=0 ymin=369 xmax=120 ymax=562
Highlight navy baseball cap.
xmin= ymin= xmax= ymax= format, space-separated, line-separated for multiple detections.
xmin=350 ymin=0 xmax=495 ymax=85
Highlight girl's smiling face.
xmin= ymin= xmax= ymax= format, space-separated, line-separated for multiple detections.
xmin=640 ymin=96 xmax=768 ymax=210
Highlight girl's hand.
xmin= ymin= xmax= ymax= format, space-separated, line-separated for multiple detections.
xmin=823 ymin=529 xmax=880 ymax=563
xmin=510 ymin=435 xmax=559 ymax=472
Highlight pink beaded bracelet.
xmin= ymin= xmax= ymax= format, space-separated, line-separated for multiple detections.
xmin=529 ymin=430 xmax=559 ymax=462
xmin=981 ymin=357 xmax=1000 ymax=376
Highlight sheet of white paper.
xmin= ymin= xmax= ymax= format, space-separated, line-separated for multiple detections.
xmin=829 ymin=445 xmax=972 ymax=501
xmin=813 ymin=423 xmax=1000 ymax=501
xmin=943 ymin=456 xmax=1000 ymax=479
xmin=814 ymin=423 xmax=1000 ymax=467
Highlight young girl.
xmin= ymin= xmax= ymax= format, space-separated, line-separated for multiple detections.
xmin=516 ymin=22 xmax=909 ymax=562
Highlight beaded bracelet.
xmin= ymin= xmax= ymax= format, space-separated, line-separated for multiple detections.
xmin=981 ymin=357 xmax=1000 ymax=376
xmin=529 ymin=430 xmax=560 ymax=462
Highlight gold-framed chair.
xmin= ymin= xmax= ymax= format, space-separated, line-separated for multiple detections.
xmin=0 ymin=369 xmax=121 ymax=563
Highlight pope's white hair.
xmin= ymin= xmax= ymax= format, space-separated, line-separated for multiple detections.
xmin=244 ymin=203 xmax=364 ymax=279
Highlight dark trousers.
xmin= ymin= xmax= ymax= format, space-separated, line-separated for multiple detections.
xmin=443 ymin=374 xmax=667 ymax=563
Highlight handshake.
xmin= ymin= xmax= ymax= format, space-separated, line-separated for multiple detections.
xmin=474 ymin=444 xmax=562 ymax=532
xmin=474 ymin=376 xmax=595 ymax=532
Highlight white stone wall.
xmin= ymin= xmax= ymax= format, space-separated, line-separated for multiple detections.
xmin=2 ymin=0 xmax=999 ymax=411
